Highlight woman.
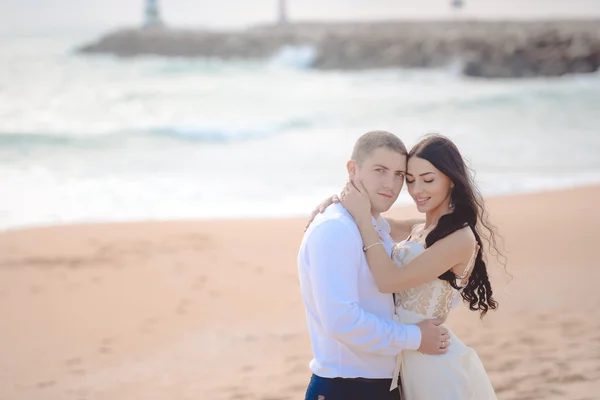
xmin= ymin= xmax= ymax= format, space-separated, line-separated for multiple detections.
xmin=309 ymin=134 xmax=500 ymax=399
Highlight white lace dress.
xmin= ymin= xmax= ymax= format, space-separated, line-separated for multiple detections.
xmin=390 ymin=225 xmax=497 ymax=400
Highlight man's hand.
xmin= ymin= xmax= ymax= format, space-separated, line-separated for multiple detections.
xmin=416 ymin=318 xmax=451 ymax=355
xmin=304 ymin=195 xmax=340 ymax=231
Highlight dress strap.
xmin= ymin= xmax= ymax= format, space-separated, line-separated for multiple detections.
xmin=406 ymin=223 xmax=432 ymax=243
xmin=456 ymin=242 xmax=479 ymax=284
xmin=405 ymin=224 xmax=418 ymax=241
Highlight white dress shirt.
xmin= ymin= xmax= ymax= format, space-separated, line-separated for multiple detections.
xmin=297 ymin=203 xmax=422 ymax=379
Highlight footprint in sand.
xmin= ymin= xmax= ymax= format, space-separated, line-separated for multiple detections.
xmin=280 ymin=333 xmax=298 ymax=341
xmin=499 ymin=340 xmax=514 ymax=350
xmin=99 ymin=346 xmax=111 ymax=354
xmin=520 ymin=335 xmax=542 ymax=346
xmin=240 ymin=364 xmax=255 ymax=372
xmin=560 ymin=320 xmax=582 ymax=336
xmin=191 ymin=275 xmax=207 ymax=291
xmin=533 ymin=354 xmax=554 ymax=363
xmin=177 ymin=298 xmax=192 ymax=315
xmin=549 ymin=387 xmax=566 ymax=396
xmin=173 ymin=262 xmax=185 ymax=274
xmin=65 ymin=357 xmax=82 ymax=366
xmin=70 ymin=368 xmax=86 ymax=376
xmin=99 ymin=337 xmax=114 ymax=354
xmin=140 ymin=317 xmax=160 ymax=333
xmin=29 ymin=285 xmax=43 ymax=294
xmin=497 ymin=359 xmax=521 ymax=372
xmin=65 ymin=358 xmax=86 ymax=375
xmin=559 ymin=373 xmax=587 ymax=383
xmin=286 ymin=362 xmax=306 ymax=374
xmin=36 ymin=380 xmax=57 ymax=389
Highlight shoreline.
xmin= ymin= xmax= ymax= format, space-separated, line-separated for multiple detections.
xmin=3 ymin=180 xmax=600 ymax=233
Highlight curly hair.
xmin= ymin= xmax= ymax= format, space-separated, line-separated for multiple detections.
xmin=409 ymin=134 xmax=505 ymax=318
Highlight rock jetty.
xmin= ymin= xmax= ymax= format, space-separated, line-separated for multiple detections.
xmin=77 ymin=20 xmax=600 ymax=78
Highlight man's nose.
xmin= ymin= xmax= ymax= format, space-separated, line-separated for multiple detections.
xmin=381 ymin=172 xmax=394 ymax=188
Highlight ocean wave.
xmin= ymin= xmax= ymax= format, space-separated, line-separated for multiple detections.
xmin=144 ymin=45 xmax=318 ymax=75
xmin=0 ymin=119 xmax=311 ymax=149
xmin=147 ymin=119 xmax=310 ymax=142
xmin=268 ymin=45 xmax=317 ymax=69
xmin=404 ymin=78 xmax=600 ymax=115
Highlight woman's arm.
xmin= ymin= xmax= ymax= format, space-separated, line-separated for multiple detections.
xmin=341 ymin=180 xmax=475 ymax=294
xmin=355 ymin=215 xmax=475 ymax=293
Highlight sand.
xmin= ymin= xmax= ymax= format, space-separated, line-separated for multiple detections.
xmin=1 ymin=185 xmax=599 ymax=400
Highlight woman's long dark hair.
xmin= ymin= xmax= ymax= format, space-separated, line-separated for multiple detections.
xmin=409 ymin=134 xmax=504 ymax=318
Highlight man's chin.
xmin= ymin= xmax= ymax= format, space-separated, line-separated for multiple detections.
xmin=373 ymin=202 xmax=395 ymax=215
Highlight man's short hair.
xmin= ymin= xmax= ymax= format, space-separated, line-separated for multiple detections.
xmin=351 ymin=130 xmax=408 ymax=165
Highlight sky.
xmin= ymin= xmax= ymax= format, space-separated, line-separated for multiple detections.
xmin=2 ymin=0 xmax=600 ymax=35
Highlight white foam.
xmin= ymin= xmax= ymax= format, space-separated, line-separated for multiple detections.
xmin=268 ymin=45 xmax=317 ymax=70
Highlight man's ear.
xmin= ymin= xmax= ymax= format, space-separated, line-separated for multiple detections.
xmin=347 ymin=160 xmax=357 ymax=180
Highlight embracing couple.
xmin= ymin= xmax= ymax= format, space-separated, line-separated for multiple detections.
xmin=298 ymin=131 xmax=500 ymax=400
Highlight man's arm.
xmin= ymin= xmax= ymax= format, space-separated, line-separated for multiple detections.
xmin=306 ymin=219 xmax=422 ymax=356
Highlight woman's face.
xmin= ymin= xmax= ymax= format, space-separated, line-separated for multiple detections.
xmin=406 ymin=156 xmax=453 ymax=214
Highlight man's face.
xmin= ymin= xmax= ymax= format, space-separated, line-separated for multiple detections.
xmin=348 ymin=147 xmax=407 ymax=217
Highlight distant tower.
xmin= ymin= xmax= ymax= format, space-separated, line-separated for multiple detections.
xmin=144 ymin=0 xmax=163 ymax=28
xmin=451 ymin=0 xmax=464 ymax=10
xmin=278 ymin=0 xmax=289 ymax=25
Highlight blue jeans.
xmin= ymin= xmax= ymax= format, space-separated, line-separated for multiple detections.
xmin=305 ymin=374 xmax=401 ymax=400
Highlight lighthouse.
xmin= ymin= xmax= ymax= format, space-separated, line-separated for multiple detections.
xmin=144 ymin=0 xmax=163 ymax=28
xmin=278 ymin=0 xmax=289 ymax=25
xmin=451 ymin=0 xmax=464 ymax=10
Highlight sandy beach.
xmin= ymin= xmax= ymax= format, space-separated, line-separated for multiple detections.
xmin=1 ymin=185 xmax=599 ymax=400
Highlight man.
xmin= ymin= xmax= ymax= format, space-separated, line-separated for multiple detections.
xmin=298 ymin=131 xmax=450 ymax=400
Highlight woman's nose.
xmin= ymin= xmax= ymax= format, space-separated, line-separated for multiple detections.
xmin=412 ymin=181 xmax=423 ymax=196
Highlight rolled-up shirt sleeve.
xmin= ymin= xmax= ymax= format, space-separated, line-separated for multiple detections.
xmin=306 ymin=219 xmax=422 ymax=355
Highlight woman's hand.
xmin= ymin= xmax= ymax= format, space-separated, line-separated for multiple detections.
xmin=340 ymin=180 xmax=371 ymax=223
xmin=304 ymin=194 xmax=341 ymax=231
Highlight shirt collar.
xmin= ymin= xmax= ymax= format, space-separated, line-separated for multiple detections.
xmin=335 ymin=203 xmax=390 ymax=235
xmin=373 ymin=214 xmax=391 ymax=235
